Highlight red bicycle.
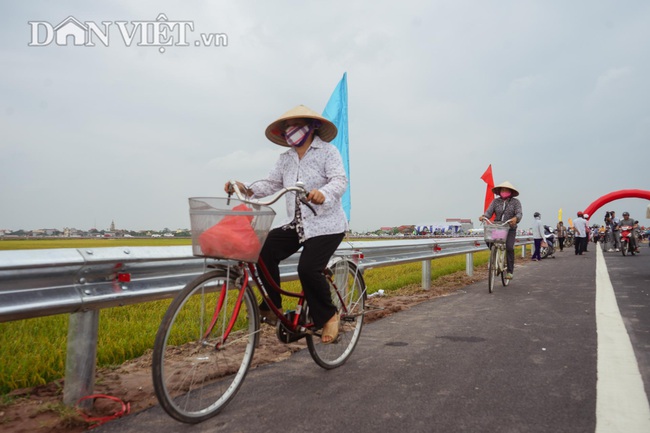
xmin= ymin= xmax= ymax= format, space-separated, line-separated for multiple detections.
xmin=151 ymin=182 xmax=367 ymax=423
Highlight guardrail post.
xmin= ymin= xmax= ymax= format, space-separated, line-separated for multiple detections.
xmin=465 ymin=252 xmax=474 ymax=277
xmin=63 ymin=310 xmax=99 ymax=408
xmin=521 ymin=244 xmax=526 ymax=257
xmin=422 ymin=260 xmax=431 ymax=290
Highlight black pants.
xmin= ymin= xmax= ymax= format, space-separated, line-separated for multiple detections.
xmin=532 ymin=238 xmax=543 ymax=260
xmin=505 ymin=229 xmax=516 ymax=273
xmin=575 ymin=236 xmax=587 ymax=255
xmin=558 ymin=237 xmax=565 ymax=251
xmin=257 ymin=226 xmax=345 ymax=328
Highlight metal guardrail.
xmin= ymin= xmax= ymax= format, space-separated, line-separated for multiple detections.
xmin=0 ymin=236 xmax=532 ymax=405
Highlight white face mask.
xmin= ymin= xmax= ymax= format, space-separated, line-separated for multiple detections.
xmin=285 ymin=124 xmax=312 ymax=147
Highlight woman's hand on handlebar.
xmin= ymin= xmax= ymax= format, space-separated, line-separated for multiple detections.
xmin=224 ymin=181 xmax=252 ymax=197
xmin=306 ymin=189 xmax=325 ymax=204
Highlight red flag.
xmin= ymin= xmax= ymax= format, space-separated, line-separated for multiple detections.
xmin=480 ymin=164 xmax=495 ymax=213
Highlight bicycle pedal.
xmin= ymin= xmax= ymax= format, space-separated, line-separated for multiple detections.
xmin=276 ymin=325 xmax=306 ymax=344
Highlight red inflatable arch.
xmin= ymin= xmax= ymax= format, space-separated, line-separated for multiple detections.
xmin=582 ymin=189 xmax=650 ymax=220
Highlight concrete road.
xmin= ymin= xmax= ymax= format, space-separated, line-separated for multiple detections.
xmin=96 ymin=244 xmax=650 ymax=433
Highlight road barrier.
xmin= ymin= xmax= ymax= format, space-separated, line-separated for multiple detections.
xmin=0 ymin=235 xmax=532 ymax=405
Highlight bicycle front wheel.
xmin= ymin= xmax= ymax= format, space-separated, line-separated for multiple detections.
xmin=500 ymin=248 xmax=510 ymax=287
xmin=307 ymin=259 xmax=365 ymax=369
xmin=152 ymin=269 xmax=259 ymax=424
xmin=488 ymin=246 xmax=497 ymax=293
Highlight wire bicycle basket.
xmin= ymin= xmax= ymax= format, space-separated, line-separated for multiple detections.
xmin=483 ymin=224 xmax=509 ymax=244
xmin=189 ymin=197 xmax=276 ymax=262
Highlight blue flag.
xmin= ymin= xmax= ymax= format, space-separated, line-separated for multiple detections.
xmin=323 ymin=73 xmax=350 ymax=221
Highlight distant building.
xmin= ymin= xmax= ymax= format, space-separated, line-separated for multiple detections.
xmin=446 ymin=218 xmax=474 ymax=233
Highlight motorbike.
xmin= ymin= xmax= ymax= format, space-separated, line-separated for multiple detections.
xmin=597 ymin=227 xmax=610 ymax=251
xmin=620 ymin=225 xmax=637 ymax=256
xmin=540 ymin=225 xmax=556 ymax=259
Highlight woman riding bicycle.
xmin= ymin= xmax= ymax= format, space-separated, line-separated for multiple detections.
xmin=479 ymin=181 xmax=523 ymax=280
xmin=225 ymin=105 xmax=348 ymax=344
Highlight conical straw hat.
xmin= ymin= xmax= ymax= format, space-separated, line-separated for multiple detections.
xmin=491 ymin=181 xmax=520 ymax=197
xmin=265 ymin=105 xmax=338 ymax=147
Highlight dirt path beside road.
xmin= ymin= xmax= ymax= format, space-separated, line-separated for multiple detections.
xmin=1 ymin=266 xmax=490 ymax=433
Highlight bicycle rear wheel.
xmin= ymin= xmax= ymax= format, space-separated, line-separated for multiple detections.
xmin=488 ymin=246 xmax=497 ymax=293
xmin=307 ymin=259 xmax=365 ymax=369
xmin=152 ymin=269 xmax=259 ymax=424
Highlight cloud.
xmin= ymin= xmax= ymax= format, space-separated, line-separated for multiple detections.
xmin=591 ymin=66 xmax=633 ymax=100
xmin=507 ymin=75 xmax=543 ymax=94
xmin=1 ymin=1 xmax=650 ymax=233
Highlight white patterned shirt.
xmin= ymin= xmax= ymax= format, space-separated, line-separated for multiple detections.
xmin=248 ymin=136 xmax=348 ymax=239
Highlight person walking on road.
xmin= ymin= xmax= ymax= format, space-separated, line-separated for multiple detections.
xmin=573 ymin=211 xmax=588 ymax=255
xmin=609 ymin=210 xmax=621 ymax=252
xmin=531 ymin=212 xmax=545 ymax=261
xmin=556 ymin=221 xmax=567 ymax=252
xmin=583 ymin=214 xmax=590 ymax=252
xmin=479 ymin=181 xmax=523 ymax=279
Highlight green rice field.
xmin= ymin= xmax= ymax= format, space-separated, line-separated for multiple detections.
xmin=0 ymin=237 xmax=192 ymax=250
xmin=0 ymin=238 xmax=490 ymax=395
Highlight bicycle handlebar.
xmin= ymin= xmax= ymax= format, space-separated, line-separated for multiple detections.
xmin=227 ymin=180 xmax=317 ymax=216
xmin=481 ymin=219 xmax=509 ymax=227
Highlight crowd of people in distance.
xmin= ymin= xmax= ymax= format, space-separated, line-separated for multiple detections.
xmin=534 ymin=209 xmax=647 ymax=256
xmin=590 ymin=210 xmax=646 ymax=253
xmin=480 ymin=180 xmax=647 ymax=283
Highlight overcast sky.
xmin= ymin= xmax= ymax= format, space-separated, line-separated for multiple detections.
xmin=1 ymin=1 xmax=649 ymax=233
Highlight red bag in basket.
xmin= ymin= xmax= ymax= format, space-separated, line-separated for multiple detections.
xmin=198 ymin=204 xmax=262 ymax=261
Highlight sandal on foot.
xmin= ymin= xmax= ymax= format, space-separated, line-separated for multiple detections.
xmin=321 ymin=314 xmax=340 ymax=344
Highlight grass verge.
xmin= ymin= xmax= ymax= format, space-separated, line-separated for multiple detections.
xmin=1 ymin=238 xmax=495 ymax=395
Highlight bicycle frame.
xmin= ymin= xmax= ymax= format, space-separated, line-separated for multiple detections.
xmin=208 ymin=256 xmax=359 ymax=348
xmin=256 ymin=255 xmax=366 ymax=325
xmin=491 ymin=243 xmax=507 ymax=271
xmin=249 ymin=259 xmax=311 ymax=331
